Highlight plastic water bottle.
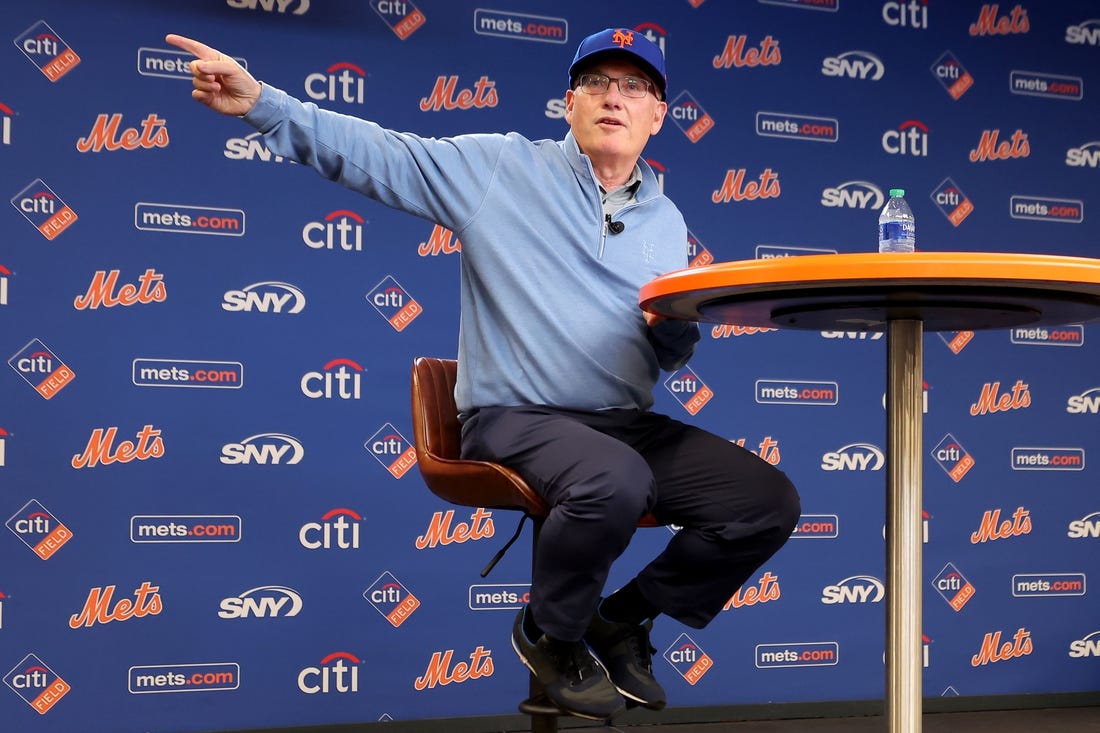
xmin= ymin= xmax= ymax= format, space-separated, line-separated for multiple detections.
xmin=878 ymin=188 xmax=915 ymax=253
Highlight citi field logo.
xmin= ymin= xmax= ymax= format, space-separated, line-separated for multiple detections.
xmin=1010 ymin=70 xmax=1083 ymax=101
xmin=1066 ymin=141 xmax=1100 ymax=168
xmin=756 ymin=112 xmax=838 ymax=143
xmin=1069 ymin=631 xmax=1100 ymax=658
xmin=664 ymin=634 xmax=714 ymax=684
xmin=128 ymin=663 xmax=240 ymax=694
xmin=72 ymin=425 xmax=165 ymax=469
xmin=969 ymin=128 xmax=1029 ymax=162
xmin=228 ymin=0 xmax=310 ymax=13
xmin=364 ymin=571 xmax=420 ymax=627
xmin=971 ymin=507 xmax=1032 ymax=543
xmin=970 ymin=379 xmax=1030 ymax=415
xmin=373 ymin=1 xmax=426 ymax=40
xmin=665 ymin=366 xmax=714 ymax=415
xmin=473 ymin=9 xmax=567 ymax=44
xmin=75 ymin=268 xmax=167 ymax=310
xmin=414 ymin=646 xmax=495 ymax=689
xmin=366 ymin=423 xmax=417 ymax=478
xmin=790 ymin=514 xmax=839 ymax=539
xmin=300 ymin=508 xmax=363 ymax=550
xmin=5 ymin=654 xmax=70 ymax=714
xmin=1010 ymin=195 xmax=1084 ymax=223
xmin=69 ymin=581 xmax=163 ymax=628
xmin=419 ymin=224 xmax=462 ymax=256
xmin=298 ymin=652 xmax=360 ymax=694
xmin=932 ymin=562 xmax=976 ymax=612
xmin=301 ymin=358 xmax=363 ymax=400
xmin=222 ymin=281 xmax=306 ymax=313
xmin=821 ymin=51 xmax=884 ymax=80
xmin=972 ymin=628 xmax=1033 ymax=667
xmin=8 ymin=338 xmax=75 ymax=400
xmin=11 ymin=179 xmax=78 ymax=240
xmin=76 ymin=113 xmax=169 ymax=153
xmin=939 ymin=330 xmax=974 ymax=353
xmin=419 ymin=75 xmax=499 ymax=111
xmin=415 ymin=508 xmax=495 ymax=549
xmin=821 ymin=443 xmax=884 ymax=471
xmin=882 ymin=120 xmax=928 ymax=157
xmin=755 ymin=642 xmax=838 ymax=668
xmin=756 ymin=379 xmax=838 ymax=406
xmin=821 ymin=180 xmax=884 ymax=209
xmin=1066 ymin=18 xmax=1100 ymax=45
xmin=932 ymin=433 xmax=974 ymax=482
xmin=821 ymin=575 xmax=884 ymax=604
xmin=882 ymin=0 xmax=928 ymax=29
xmin=931 ymin=51 xmax=974 ymax=99
xmin=14 ymin=20 xmax=81 ymax=81
xmin=224 ymin=131 xmax=295 ymax=162
xmin=1012 ymin=573 xmax=1085 ymax=598
xmin=1 ymin=102 xmax=12 ymax=145
xmin=970 ymin=4 xmax=1029 ymax=36
xmin=687 ymin=229 xmax=714 ymax=267
xmin=306 ymin=62 xmax=365 ymax=104
xmin=1011 ymin=447 xmax=1085 ymax=471
xmin=725 ymin=571 xmax=781 ymax=609
xmin=712 ymin=168 xmax=781 ymax=203
xmin=931 ymin=178 xmax=974 ymax=227
xmin=669 ymin=91 xmax=715 ymax=143
xmin=367 ymin=275 xmax=422 ymax=331
xmin=302 ymin=209 xmax=364 ymax=251
xmin=219 ymin=586 xmax=303 ymax=618
xmin=221 ymin=433 xmax=304 ymax=465
xmin=1068 ymin=512 xmax=1100 ymax=539
xmin=713 ymin=34 xmax=781 ymax=69
xmin=6 ymin=500 xmax=73 ymax=560
xmin=1067 ymin=387 xmax=1100 ymax=414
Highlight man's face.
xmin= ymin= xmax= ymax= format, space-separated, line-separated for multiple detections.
xmin=565 ymin=58 xmax=667 ymax=165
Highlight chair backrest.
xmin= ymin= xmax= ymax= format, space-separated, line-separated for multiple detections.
xmin=410 ymin=357 xmax=548 ymax=515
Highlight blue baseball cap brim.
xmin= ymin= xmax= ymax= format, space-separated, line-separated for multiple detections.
xmin=569 ymin=28 xmax=667 ymax=99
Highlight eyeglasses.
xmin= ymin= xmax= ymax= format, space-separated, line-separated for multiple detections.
xmin=575 ymin=72 xmax=656 ymax=99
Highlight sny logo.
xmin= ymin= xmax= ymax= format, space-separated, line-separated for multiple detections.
xmin=14 ymin=20 xmax=80 ymax=81
xmin=366 ymin=275 xmax=422 ymax=331
xmin=221 ymin=433 xmax=304 ymax=465
xmin=222 ymin=281 xmax=306 ymax=314
xmin=664 ymin=633 xmax=714 ymax=685
xmin=8 ymin=338 xmax=75 ymax=400
xmin=4 ymin=654 xmax=70 ymax=714
xmin=664 ymin=366 xmax=713 ymax=415
xmin=363 ymin=571 xmax=420 ymax=627
xmin=219 ymin=586 xmax=303 ymax=618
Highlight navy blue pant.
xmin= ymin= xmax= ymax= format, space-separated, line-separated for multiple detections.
xmin=460 ymin=405 xmax=801 ymax=641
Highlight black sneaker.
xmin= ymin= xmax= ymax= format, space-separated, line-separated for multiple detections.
xmin=511 ymin=607 xmax=625 ymax=721
xmin=585 ymin=612 xmax=667 ymax=711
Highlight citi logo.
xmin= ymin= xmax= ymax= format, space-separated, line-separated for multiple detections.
xmin=1067 ymin=387 xmax=1100 ymax=414
xmin=1069 ymin=631 xmax=1100 ymax=658
xmin=970 ymin=4 xmax=1029 ymax=36
xmin=882 ymin=0 xmax=928 ymax=29
xmin=969 ymin=129 xmax=1030 ymax=162
xmin=219 ymin=585 xmax=303 ymax=618
xmin=647 ymin=159 xmax=666 ymax=194
xmin=302 ymin=209 xmax=364 ymax=251
xmin=306 ymin=62 xmax=365 ymax=104
xmin=1066 ymin=19 xmax=1100 ymax=45
xmin=1068 ymin=512 xmax=1100 ymax=539
xmin=419 ymin=75 xmax=498 ymax=112
xmin=228 ymin=0 xmax=310 ymax=14
xmin=76 ymin=113 xmax=169 ymax=153
xmin=971 ymin=628 xmax=1033 ymax=667
xmin=821 ymin=51 xmax=884 ymax=80
xmin=636 ymin=22 xmax=667 ymax=56
xmin=298 ymin=652 xmax=359 ymax=694
xmin=820 ymin=443 xmax=884 ymax=471
xmin=0 ymin=264 xmax=9 ymax=305
xmin=821 ymin=180 xmax=884 ymax=209
xmin=224 ymin=131 xmax=293 ymax=162
xmin=1066 ymin=141 xmax=1100 ymax=167
xmin=301 ymin=358 xmax=363 ymax=400
xmin=418 ymin=224 xmax=462 ymax=256
xmin=220 ymin=433 xmax=304 ymax=465
xmin=222 ymin=281 xmax=306 ymax=314
xmin=821 ymin=575 xmax=885 ymax=604
xmin=300 ymin=508 xmax=363 ymax=549
xmin=0 ymin=426 xmax=7 ymax=467
xmin=970 ymin=379 xmax=1030 ymax=415
xmin=882 ymin=120 xmax=929 ymax=157
xmin=1 ymin=102 xmax=11 ymax=145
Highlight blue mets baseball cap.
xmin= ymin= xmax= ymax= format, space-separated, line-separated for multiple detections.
xmin=569 ymin=28 xmax=667 ymax=99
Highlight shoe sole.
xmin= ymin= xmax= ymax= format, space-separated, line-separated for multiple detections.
xmin=612 ymin=682 xmax=667 ymax=711
xmin=510 ymin=634 xmax=622 ymax=722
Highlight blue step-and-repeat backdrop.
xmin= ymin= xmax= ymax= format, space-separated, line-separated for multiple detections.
xmin=2 ymin=1 xmax=1098 ymax=731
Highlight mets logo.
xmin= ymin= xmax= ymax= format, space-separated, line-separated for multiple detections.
xmin=612 ymin=30 xmax=635 ymax=48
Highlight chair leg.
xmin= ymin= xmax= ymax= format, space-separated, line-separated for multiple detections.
xmin=521 ymin=518 xmax=559 ymax=732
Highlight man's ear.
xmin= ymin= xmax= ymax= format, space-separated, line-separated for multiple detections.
xmin=564 ymin=88 xmax=575 ymax=124
xmin=650 ymin=100 xmax=668 ymax=135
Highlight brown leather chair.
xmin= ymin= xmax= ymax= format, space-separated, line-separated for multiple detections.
xmin=410 ymin=356 xmax=656 ymax=731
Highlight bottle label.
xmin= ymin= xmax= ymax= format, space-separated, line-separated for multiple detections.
xmin=880 ymin=221 xmax=915 ymax=241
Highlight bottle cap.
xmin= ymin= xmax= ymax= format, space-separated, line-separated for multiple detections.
xmin=889 ymin=188 xmax=905 ymax=197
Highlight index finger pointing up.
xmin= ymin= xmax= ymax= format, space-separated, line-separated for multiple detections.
xmin=165 ymin=34 xmax=221 ymax=60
